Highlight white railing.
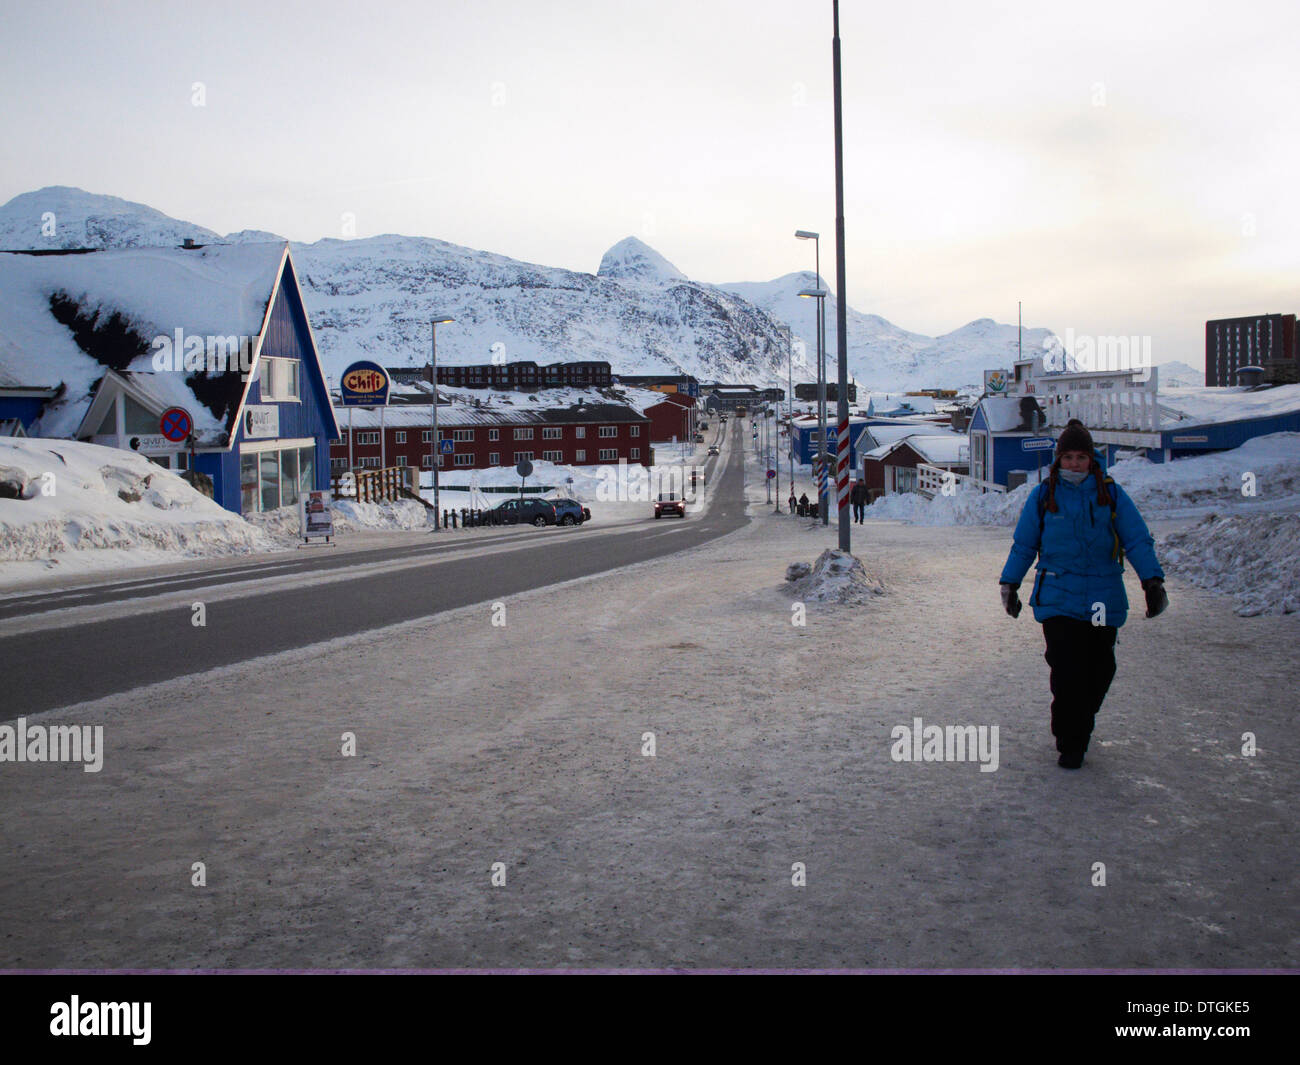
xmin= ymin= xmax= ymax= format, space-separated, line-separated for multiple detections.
xmin=916 ymin=463 xmax=1006 ymax=498
xmin=1041 ymin=368 xmax=1161 ymax=434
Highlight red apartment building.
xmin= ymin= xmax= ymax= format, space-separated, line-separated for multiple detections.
xmin=330 ymin=402 xmax=651 ymax=472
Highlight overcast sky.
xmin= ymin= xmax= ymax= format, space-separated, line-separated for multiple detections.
xmin=2 ymin=0 xmax=1297 ymax=365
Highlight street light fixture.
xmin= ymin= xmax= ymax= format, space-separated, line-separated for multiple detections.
xmin=430 ymin=315 xmax=453 ymax=530
xmin=798 ymin=285 xmax=829 ymax=525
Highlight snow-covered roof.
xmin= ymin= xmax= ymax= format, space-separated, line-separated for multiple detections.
xmin=977 ymin=395 xmax=1036 ymax=432
xmin=1158 ymin=384 xmax=1300 ymax=428
xmin=0 ymin=243 xmax=288 ymax=440
xmin=907 ymin=435 xmax=968 ymax=464
xmin=861 ymin=431 xmax=966 ymax=465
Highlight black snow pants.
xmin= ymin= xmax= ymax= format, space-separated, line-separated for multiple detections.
xmin=1042 ymin=615 xmax=1118 ymax=754
xmin=852 ymin=501 xmax=865 ymax=522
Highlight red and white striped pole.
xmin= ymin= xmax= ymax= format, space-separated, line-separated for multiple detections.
xmin=836 ymin=415 xmax=851 ymax=517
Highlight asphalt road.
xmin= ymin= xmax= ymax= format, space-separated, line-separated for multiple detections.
xmin=1 ymin=423 xmax=748 ymax=717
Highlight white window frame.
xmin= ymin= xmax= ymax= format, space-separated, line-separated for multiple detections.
xmin=575 ymin=427 xmax=585 ymax=438
xmin=454 ymin=454 xmax=473 ymax=466
xmin=514 ymin=428 xmax=534 ymax=440
xmin=543 ymin=426 xmax=562 ymax=439
xmin=599 ymin=426 xmax=617 ymax=438
xmin=542 ymin=450 xmax=563 ymax=462
xmin=598 ymin=448 xmax=617 ymax=461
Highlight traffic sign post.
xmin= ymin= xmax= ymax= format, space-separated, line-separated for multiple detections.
xmin=159 ymin=407 xmax=192 ymax=442
xmin=515 ymin=458 xmax=533 ymax=499
xmin=160 ymin=406 xmax=196 ymax=477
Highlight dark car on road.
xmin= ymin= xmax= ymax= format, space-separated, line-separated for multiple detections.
xmin=490 ymin=498 xmax=557 ymax=526
xmin=654 ymin=492 xmax=686 ymax=519
xmin=548 ymin=498 xmax=590 ymax=526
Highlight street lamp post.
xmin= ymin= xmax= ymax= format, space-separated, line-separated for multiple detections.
xmin=796 ymin=230 xmax=828 ymax=525
xmin=430 ymin=315 xmax=453 ymax=530
xmin=831 ymin=0 xmax=851 ymax=552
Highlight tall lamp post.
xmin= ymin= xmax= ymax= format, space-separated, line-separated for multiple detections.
xmin=831 ymin=0 xmax=851 ymax=551
xmin=430 ymin=315 xmax=453 ymax=530
xmin=798 ymin=286 xmax=828 ymax=524
xmin=796 ymin=230 xmax=828 ymax=525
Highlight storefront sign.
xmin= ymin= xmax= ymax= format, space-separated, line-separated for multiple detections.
xmin=984 ymin=369 xmax=1011 ymax=394
xmin=341 ymin=361 xmax=390 ymax=406
xmin=243 ymin=405 xmax=280 ymax=438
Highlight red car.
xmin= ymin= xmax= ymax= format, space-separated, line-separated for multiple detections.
xmin=654 ymin=493 xmax=686 ymax=519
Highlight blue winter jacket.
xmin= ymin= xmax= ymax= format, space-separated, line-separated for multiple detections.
xmin=999 ymin=469 xmax=1164 ymax=627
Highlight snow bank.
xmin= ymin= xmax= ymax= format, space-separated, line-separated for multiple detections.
xmin=867 ymin=482 xmax=1031 ymax=527
xmin=1107 ymin=433 xmax=1300 ymax=513
xmin=243 ymin=497 xmax=432 ymax=543
xmin=0 ymin=438 xmax=269 ymax=567
xmin=784 ymin=548 xmax=885 ymax=604
xmin=1161 ymin=513 xmax=1300 ymax=617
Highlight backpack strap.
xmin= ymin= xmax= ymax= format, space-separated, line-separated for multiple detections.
xmin=1105 ymin=477 xmax=1123 ymax=563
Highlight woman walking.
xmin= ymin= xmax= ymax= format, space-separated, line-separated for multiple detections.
xmin=999 ymin=420 xmax=1168 ymax=768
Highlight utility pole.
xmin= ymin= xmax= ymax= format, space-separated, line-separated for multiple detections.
xmin=832 ymin=0 xmax=851 ymax=551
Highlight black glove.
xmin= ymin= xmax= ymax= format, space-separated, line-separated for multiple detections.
xmin=1000 ymin=582 xmax=1022 ymax=618
xmin=1142 ymin=577 xmax=1168 ymax=618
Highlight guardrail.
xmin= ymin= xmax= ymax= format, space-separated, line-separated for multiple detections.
xmin=916 ymin=464 xmax=1006 ymax=498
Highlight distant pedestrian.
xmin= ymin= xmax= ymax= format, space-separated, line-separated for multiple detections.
xmin=798 ymin=491 xmax=809 ymax=517
xmin=788 ymin=488 xmax=797 ymax=514
xmin=998 ymin=420 xmax=1167 ymax=769
xmin=850 ymin=480 xmax=868 ymax=523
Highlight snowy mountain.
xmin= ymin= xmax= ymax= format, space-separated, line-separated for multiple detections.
xmin=1154 ymin=360 xmax=1205 ymax=388
xmin=596 ymin=236 xmax=687 ymax=283
xmin=0 ymin=186 xmax=284 ymax=251
xmin=0 ymin=186 xmax=1056 ymax=392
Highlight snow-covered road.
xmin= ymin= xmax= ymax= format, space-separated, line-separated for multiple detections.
xmin=1 ymin=433 xmax=1293 ymax=969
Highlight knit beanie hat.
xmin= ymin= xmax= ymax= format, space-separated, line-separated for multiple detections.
xmin=1056 ymin=419 xmax=1093 ymax=456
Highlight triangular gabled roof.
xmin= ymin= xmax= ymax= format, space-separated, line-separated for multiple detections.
xmin=0 ymin=242 xmax=337 ymax=448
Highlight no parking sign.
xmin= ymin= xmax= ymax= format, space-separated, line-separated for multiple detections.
xmin=160 ymin=407 xmax=192 ymax=442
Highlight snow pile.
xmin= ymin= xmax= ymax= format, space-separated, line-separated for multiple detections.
xmin=1161 ymin=513 xmax=1300 ymax=616
xmin=1107 ymin=433 xmax=1300 ymax=513
xmin=0 ymin=438 xmax=269 ymax=565
xmin=868 ymin=482 xmax=1032 ymax=527
xmin=785 ymin=549 xmax=885 ymax=604
xmin=244 ymin=498 xmax=432 ymax=542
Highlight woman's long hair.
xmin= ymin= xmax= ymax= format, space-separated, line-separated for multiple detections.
xmin=1042 ymin=452 xmax=1113 ymax=514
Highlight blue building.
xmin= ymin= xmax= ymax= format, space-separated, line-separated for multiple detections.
xmin=0 ymin=242 xmax=339 ymax=515
xmin=789 ymin=414 xmax=870 ymax=467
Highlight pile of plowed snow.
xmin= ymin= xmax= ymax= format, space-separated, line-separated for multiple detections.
xmin=0 ymin=438 xmax=270 ymax=566
xmin=1161 ymin=512 xmax=1300 ymax=616
xmin=784 ymin=549 xmax=886 ymax=604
